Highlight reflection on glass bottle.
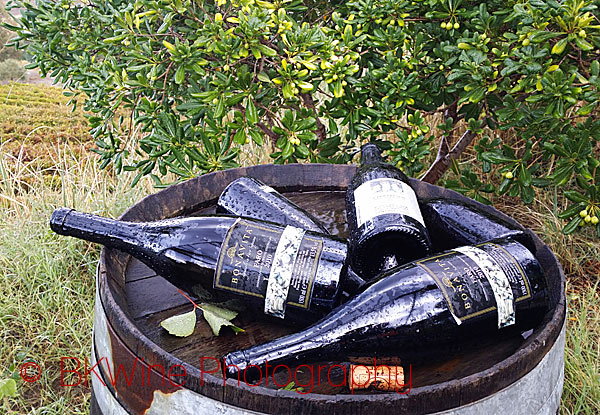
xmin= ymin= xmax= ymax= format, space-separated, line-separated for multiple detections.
xmin=217 ymin=177 xmax=330 ymax=234
xmin=346 ymin=143 xmax=432 ymax=279
xmin=223 ymin=237 xmax=548 ymax=379
xmin=50 ymin=208 xmax=348 ymax=326
xmin=421 ymin=197 xmax=523 ymax=251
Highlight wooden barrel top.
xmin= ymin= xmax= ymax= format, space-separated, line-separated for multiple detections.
xmin=97 ymin=164 xmax=566 ymax=414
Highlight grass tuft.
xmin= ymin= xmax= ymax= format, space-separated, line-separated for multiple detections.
xmin=0 ymin=138 xmax=152 ymax=413
xmin=562 ymin=281 xmax=600 ymax=414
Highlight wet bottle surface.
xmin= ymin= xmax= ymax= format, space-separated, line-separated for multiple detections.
xmin=217 ymin=177 xmax=366 ymax=295
xmin=421 ymin=198 xmax=523 ymax=252
xmin=217 ymin=177 xmax=330 ymax=234
xmin=49 ymin=208 xmax=348 ymax=326
xmin=346 ymin=143 xmax=432 ymax=279
xmin=223 ymin=237 xmax=549 ymax=378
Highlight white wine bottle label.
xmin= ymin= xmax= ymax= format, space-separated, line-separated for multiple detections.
xmin=264 ymin=226 xmax=306 ymax=318
xmin=214 ymin=220 xmax=323 ymax=314
xmin=453 ymin=246 xmax=515 ymax=328
xmin=354 ymin=178 xmax=425 ymax=227
xmin=416 ymin=243 xmax=531 ymax=328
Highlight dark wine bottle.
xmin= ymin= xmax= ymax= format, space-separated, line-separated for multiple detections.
xmin=421 ymin=198 xmax=523 ymax=252
xmin=346 ymin=143 xmax=432 ymax=279
xmin=217 ymin=177 xmax=366 ymax=295
xmin=223 ymin=237 xmax=548 ymax=378
xmin=217 ymin=177 xmax=329 ymax=234
xmin=49 ymin=208 xmax=348 ymax=326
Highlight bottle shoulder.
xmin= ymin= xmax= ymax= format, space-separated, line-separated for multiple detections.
xmin=352 ymin=164 xmax=409 ymax=185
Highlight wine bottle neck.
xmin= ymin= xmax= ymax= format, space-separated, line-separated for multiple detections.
xmin=360 ymin=143 xmax=383 ymax=165
xmin=50 ymin=208 xmax=147 ymax=254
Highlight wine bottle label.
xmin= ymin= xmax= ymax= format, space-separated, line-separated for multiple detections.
xmin=264 ymin=226 xmax=306 ymax=318
xmin=215 ymin=220 xmax=323 ymax=315
xmin=416 ymin=243 xmax=532 ymax=328
xmin=353 ymin=178 xmax=425 ymax=227
xmin=453 ymin=246 xmax=515 ymax=328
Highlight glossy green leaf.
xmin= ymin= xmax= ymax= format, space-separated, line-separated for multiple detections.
xmin=246 ymin=99 xmax=258 ymax=125
xmin=333 ymin=81 xmax=343 ymax=98
xmin=574 ymin=37 xmax=593 ymax=51
xmin=558 ymin=203 xmax=586 ymax=219
xmin=257 ymin=44 xmax=277 ymax=57
xmin=552 ymin=164 xmax=574 ymax=186
xmin=551 ymin=38 xmax=568 ymax=55
xmin=564 ymin=191 xmax=587 ymax=203
xmin=249 ymin=129 xmax=264 ymax=145
xmin=295 ymin=143 xmax=310 ymax=158
xmin=519 ymin=164 xmax=532 ymax=187
xmin=282 ymin=142 xmax=294 ymax=158
xmin=234 ymin=128 xmax=247 ymax=144
xmin=163 ymin=40 xmax=176 ymax=53
xmin=591 ymin=61 xmax=599 ymax=77
xmin=174 ymin=65 xmax=185 ymax=84
xmin=481 ymin=152 xmax=515 ymax=163
xmin=257 ymin=72 xmax=271 ymax=83
xmin=562 ymin=216 xmax=582 ymax=235
xmin=251 ymin=47 xmax=262 ymax=59
xmin=531 ymin=178 xmax=551 ymax=187
xmin=214 ymin=96 xmax=225 ymax=118
xmin=520 ymin=185 xmax=535 ymax=204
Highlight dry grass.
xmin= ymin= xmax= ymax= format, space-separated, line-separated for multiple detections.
xmin=0 ymin=138 xmax=154 ymax=414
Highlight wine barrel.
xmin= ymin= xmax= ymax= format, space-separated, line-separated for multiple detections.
xmin=89 ymin=164 xmax=565 ymax=415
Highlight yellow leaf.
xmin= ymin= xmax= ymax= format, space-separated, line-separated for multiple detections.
xmin=163 ymin=40 xmax=176 ymax=52
xmin=551 ymin=38 xmax=567 ymax=55
xmin=302 ymin=61 xmax=317 ymax=71
xmin=297 ymin=81 xmax=313 ymax=90
xmin=256 ymin=0 xmax=276 ymax=9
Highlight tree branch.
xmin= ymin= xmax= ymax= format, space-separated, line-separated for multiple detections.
xmin=421 ymin=103 xmax=457 ymax=183
xmin=422 ymin=128 xmax=479 ymax=184
xmin=234 ymin=103 xmax=280 ymax=148
xmin=300 ymin=93 xmax=327 ymax=142
xmin=257 ymin=122 xmax=279 ymax=147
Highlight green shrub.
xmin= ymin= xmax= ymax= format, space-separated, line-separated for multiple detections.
xmin=5 ymin=0 xmax=600 ymax=236
xmin=0 ymin=4 xmax=24 ymax=61
xmin=0 ymin=58 xmax=24 ymax=81
xmin=0 ymin=26 xmax=23 ymax=61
